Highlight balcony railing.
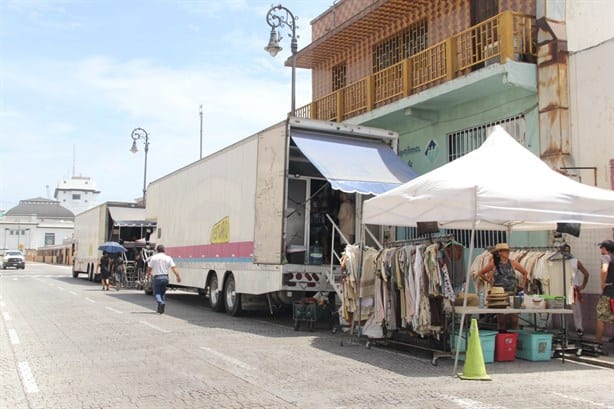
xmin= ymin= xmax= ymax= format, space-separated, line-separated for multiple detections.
xmin=295 ymin=11 xmax=536 ymax=122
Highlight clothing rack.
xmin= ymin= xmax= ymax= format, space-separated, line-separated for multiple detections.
xmin=343 ymin=231 xmax=461 ymax=365
xmin=384 ymin=233 xmax=456 ymax=248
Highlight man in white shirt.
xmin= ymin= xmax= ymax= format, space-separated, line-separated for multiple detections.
xmin=146 ymin=244 xmax=181 ymax=314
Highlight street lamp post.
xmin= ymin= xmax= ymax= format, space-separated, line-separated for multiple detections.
xmin=130 ymin=128 xmax=150 ymax=206
xmin=265 ymin=4 xmax=298 ymax=116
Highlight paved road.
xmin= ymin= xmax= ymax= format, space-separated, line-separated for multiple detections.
xmin=1 ymin=263 xmax=613 ymax=409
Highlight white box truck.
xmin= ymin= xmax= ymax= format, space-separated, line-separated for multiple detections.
xmin=146 ymin=117 xmax=416 ymax=315
xmin=72 ymin=202 xmax=156 ymax=281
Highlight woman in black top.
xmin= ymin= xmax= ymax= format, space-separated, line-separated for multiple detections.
xmin=97 ymin=252 xmax=111 ymax=291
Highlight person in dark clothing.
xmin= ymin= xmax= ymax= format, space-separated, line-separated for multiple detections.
xmin=111 ymin=254 xmax=125 ymax=291
xmin=97 ymin=252 xmax=111 ymax=291
xmin=596 ymin=240 xmax=614 ymax=355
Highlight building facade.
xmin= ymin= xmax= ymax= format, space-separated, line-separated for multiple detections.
xmin=1 ymin=198 xmax=75 ymax=253
xmin=294 ymin=0 xmax=613 ymax=333
xmin=54 ymin=175 xmax=100 ymax=216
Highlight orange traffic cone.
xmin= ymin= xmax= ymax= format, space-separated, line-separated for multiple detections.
xmin=458 ymin=318 xmax=491 ymax=381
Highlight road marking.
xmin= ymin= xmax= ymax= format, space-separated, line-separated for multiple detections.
xmin=139 ymin=320 xmax=170 ymax=333
xmin=12 ymin=278 xmax=18 ymax=281
xmin=56 ymin=286 xmax=65 ymax=291
xmin=69 ymin=291 xmax=77 ymax=295
xmin=8 ymin=328 xmax=20 ymax=345
xmin=550 ymin=392 xmax=610 ymax=408
xmin=18 ymin=361 xmax=39 ymax=394
xmin=2 ymin=311 xmax=11 ymax=321
xmin=200 ymin=346 xmax=253 ymax=370
xmin=85 ymin=297 xmax=96 ymax=303
xmin=105 ymin=306 xmax=123 ymax=314
xmin=439 ymin=394 xmax=505 ymax=409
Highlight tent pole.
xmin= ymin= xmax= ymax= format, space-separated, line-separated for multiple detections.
xmin=453 ymin=190 xmax=478 ymax=376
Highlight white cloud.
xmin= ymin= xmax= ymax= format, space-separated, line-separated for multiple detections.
xmin=0 ymin=53 xmax=311 ymax=206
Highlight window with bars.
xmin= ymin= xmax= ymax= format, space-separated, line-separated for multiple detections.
xmin=372 ymin=19 xmax=428 ymax=72
xmin=442 ymin=114 xmax=525 ymax=247
xmin=448 ymin=114 xmax=526 ymax=161
xmin=393 ymin=116 xmax=526 ymax=248
xmin=332 ymin=63 xmax=347 ymax=91
xmin=396 ymin=226 xmax=506 ymax=249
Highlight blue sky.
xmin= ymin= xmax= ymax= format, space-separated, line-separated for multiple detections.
xmin=0 ymin=0 xmax=333 ymax=211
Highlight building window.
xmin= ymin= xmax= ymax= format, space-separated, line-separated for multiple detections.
xmin=441 ymin=114 xmax=525 ymax=247
xmin=45 ymin=233 xmax=55 ymax=246
xmin=332 ymin=63 xmax=347 ymax=91
xmin=373 ymin=19 xmax=428 ymax=72
xmin=72 ymin=194 xmax=81 ymax=200
xmin=447 ymin=114 xmax=525 ymax=161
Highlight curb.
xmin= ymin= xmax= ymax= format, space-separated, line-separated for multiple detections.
xmin=564 ymin=355 xmax=614 ymax=370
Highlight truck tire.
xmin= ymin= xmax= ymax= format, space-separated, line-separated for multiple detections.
xmin=209 ymin=275 xmax=225 ymax=312
xmin=224 ymin=274 xmax=241 ymax=316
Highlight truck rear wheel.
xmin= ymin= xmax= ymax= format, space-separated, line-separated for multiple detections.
xmin=224 ymin=274 xmax=241 ymax=316
xmin=209 ymin=275 xmax=225 ymax=312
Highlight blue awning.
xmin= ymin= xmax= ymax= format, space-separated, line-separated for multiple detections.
xmin=292 ymin=131 xmax=418 ymax=195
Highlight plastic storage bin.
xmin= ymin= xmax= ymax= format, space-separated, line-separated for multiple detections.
xmin=451 ymin=329 xmax=497 ymax=363
xmin=495 ymin=332 xmax=518 ymax=361
xmin=309 ymin=242 xmax=323 ymax=265
xmin=514 ymin=331 xmax=553 ymax=361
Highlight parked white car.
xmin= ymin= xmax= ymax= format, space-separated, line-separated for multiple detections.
xmin=3 ymin=250 xmax=25 ymax=269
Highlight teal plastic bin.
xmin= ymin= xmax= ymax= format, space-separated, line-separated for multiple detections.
xmin=512 ymin=330 xmax=553 ymax=361
xmin=451 ymin=329 xmax=497 ymax=363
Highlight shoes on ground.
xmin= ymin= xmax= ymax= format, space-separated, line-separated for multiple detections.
xmin=160 ymin=303 xmax=165 ymax=314
xmin=577 ymin=329 xmax=583 ymax=338
xmin=156 ymin=303 xmax=162 ymax=314
xmin=596 ymin=344 xmax=609 ymax=356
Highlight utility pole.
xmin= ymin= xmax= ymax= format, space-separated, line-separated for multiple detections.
xmin=199 ymin=105 xmax=203 ymax=159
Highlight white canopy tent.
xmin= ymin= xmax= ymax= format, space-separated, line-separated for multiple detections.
xmin=363 ymin=126 xmax=614 ymax=230
xmin=362 ymin=126 xmax=614 ymax=375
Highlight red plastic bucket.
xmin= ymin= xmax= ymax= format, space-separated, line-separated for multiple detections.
xmin=495 ymin=332 xmax=518 ymax=362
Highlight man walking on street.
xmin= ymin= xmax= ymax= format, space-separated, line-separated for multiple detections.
xmin=146 ymin=244 xmax=181 ymax=314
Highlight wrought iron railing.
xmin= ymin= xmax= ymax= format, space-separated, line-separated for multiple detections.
xmin=296 ymin=11 xmax=535 ymax=122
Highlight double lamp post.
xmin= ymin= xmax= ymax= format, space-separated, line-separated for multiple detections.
xmin=130 ymin=128 xmax=149 ymax=206
xmin=265 ymin=4 xmax=298 ymax=115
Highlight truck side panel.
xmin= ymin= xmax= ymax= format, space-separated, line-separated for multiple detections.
xmin=73 ymin=204 xmax=105 ymax=274
xmin=146 ymin=134 xmax=260 ymax=289
xmin=253 ymin=122 xmax=286 ymax=264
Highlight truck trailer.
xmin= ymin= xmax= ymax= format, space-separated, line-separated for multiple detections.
xmin=145 ymin=117 xmax=416 ymax=315
xmin=72 ymin=202 xmax=156 ymax=281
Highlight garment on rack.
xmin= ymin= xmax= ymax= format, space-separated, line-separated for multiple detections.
xmin=359 ymin=247 xmax=379 ymax=321
xmin=340 ymin=245 xmax=360 ymax=321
